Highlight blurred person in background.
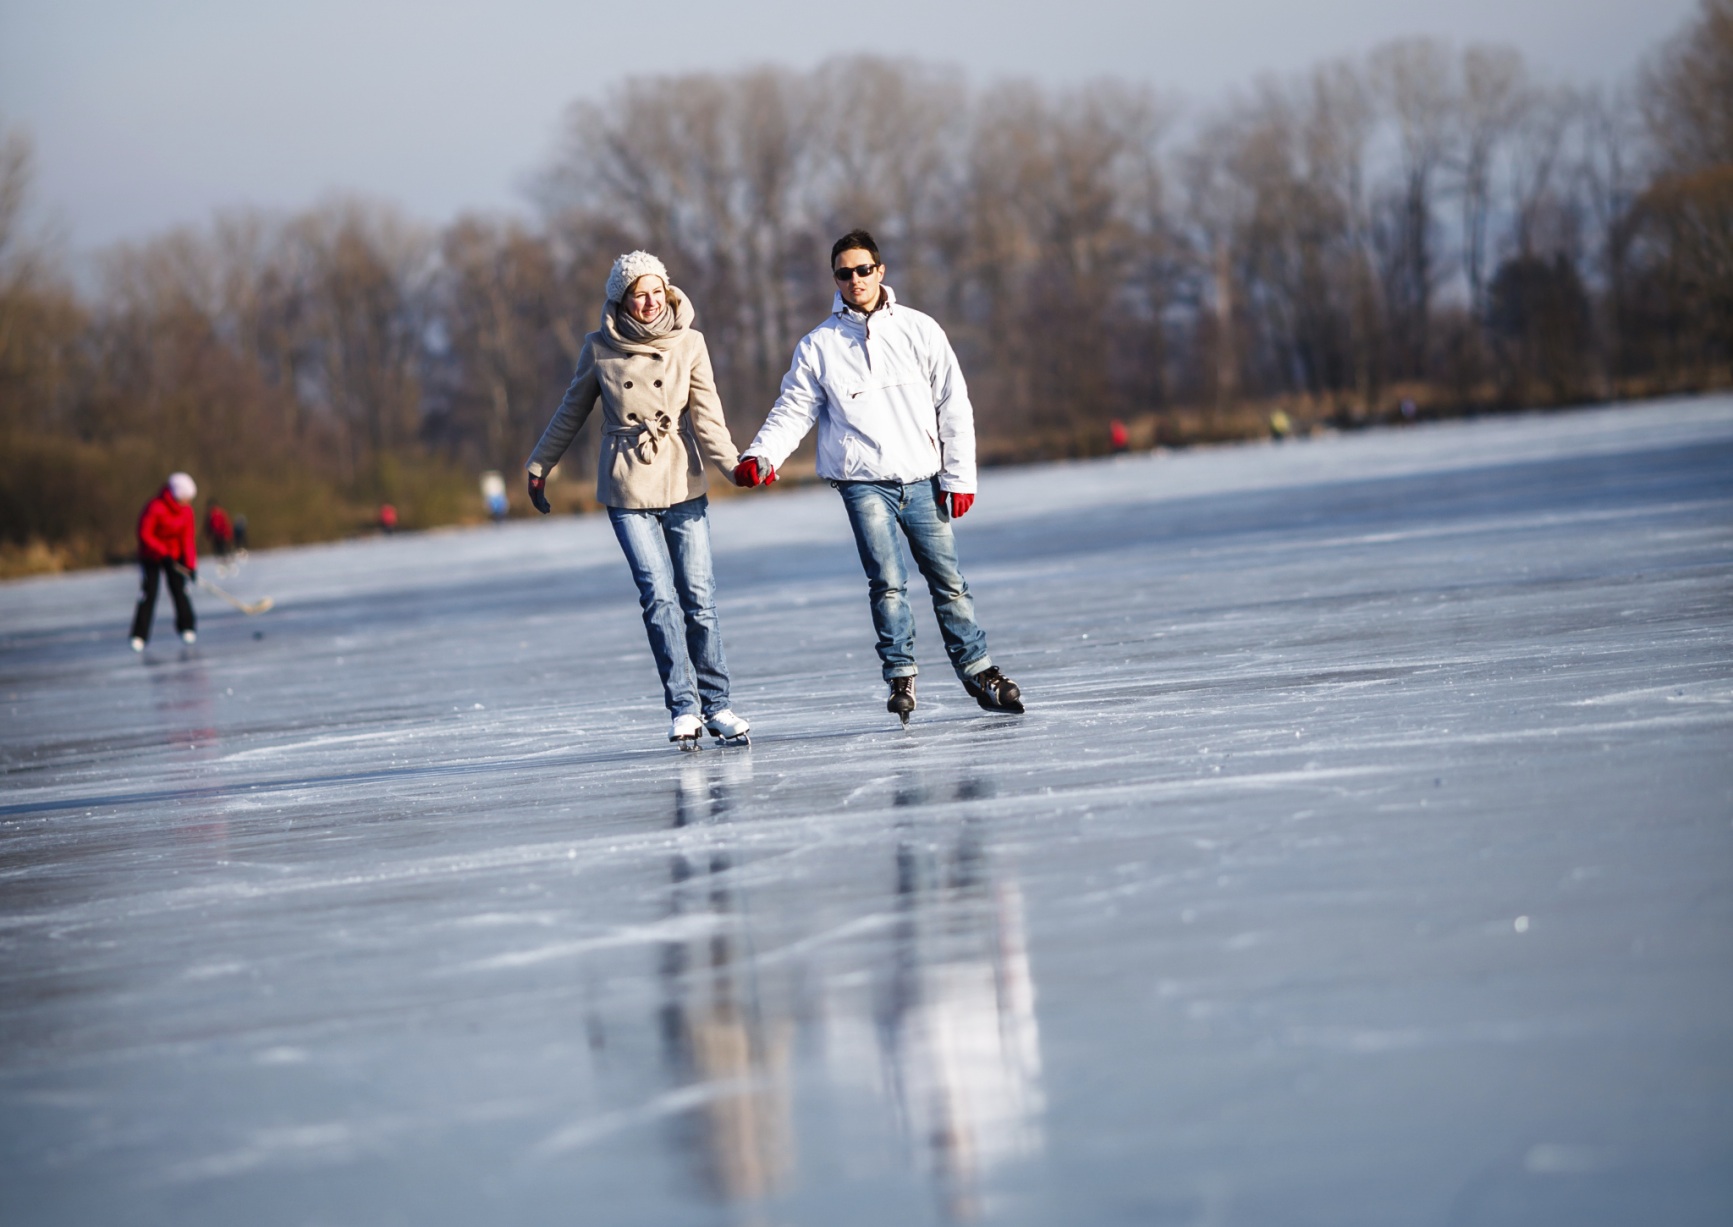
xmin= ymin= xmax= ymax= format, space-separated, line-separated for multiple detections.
xmin=735 ymin=229 xmax=1024 ymax=724
xmin=204 ymin=500 xmax=236 ymax=571
xmin=129 ymin=472 xmax=199 ymax=650
xmin=525 ymin=251 xmax=752 ymax=749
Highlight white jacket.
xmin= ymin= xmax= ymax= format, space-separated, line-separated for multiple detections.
xmin=745 ymin=287 xmax=977 ymax=492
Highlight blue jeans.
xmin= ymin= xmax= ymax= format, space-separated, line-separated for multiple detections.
xmin=608 ymin=496 xmax=731 ymax=719
xmin=836 ymin=477 xmax=992 ymax=683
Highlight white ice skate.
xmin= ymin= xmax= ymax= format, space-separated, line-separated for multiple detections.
xmin=130 ymin=637 xmax=145 ymax=652
xmin=180 ymin=629 xmax=196 ymax=644
xmin=669 ymin=712 xmax=704 ymax=752
xmin=705 ymin=709 xmax=751 ymax=747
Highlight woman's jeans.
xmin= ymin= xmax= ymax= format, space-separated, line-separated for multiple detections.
xmin=608 ymin=496 xmax=731 ymax=719
xmin=835 ymin=477 xmax=991 ymax=683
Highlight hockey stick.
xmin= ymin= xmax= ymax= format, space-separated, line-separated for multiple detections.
xmin=172 ymin=562 xmax=274 ymax=615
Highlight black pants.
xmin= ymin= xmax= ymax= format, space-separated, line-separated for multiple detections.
xmin=130 ymin=559 xmax=195 ymax=642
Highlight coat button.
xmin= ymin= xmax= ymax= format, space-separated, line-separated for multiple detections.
xmin=624 ymin=380 xmax=633 ymax=388
xmin=654 ymin=379 xmax=662 ymax=387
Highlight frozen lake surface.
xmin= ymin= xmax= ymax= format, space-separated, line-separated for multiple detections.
xmin=3 ymin=398 xmax=1731 ymax=1226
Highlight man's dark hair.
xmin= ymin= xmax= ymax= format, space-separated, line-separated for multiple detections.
xmin=830 ymin=229 xmax=882 ymax=268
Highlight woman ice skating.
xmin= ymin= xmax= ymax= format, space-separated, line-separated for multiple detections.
xmin=525 ymin=251 xmax=751 ymax=750
xmin=130 ymin=471 xmax=199 ymax=650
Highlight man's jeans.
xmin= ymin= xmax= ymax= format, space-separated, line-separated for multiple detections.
xmin=608 ymin=496 xmax=731 ymax=719
xmin=836 ymin=477 xmax=991 ymax=682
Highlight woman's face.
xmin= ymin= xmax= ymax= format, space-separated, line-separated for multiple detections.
xmin=625 ymin=276 xmax=667 ymax=323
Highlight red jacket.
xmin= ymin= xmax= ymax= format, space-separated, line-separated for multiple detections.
xmin=138 ymin=488 xmax=197 ymax=569
xmin=205 ymin=504 xmax=233 ymax=543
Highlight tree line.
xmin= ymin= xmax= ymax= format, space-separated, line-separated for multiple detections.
xmin=2 ymin=0 xmax=1729 ymax=573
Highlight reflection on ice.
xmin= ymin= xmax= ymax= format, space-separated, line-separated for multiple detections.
xmin=881 ymin=811 xmax=1045 ymax=1222
xmin=2 ymin=399 xmax=1729 ymax=1224
xmin=659 ymin=757 xmax=795 ymax=1204
xmin=647 ymin=759 xmax=1047 ymax=1218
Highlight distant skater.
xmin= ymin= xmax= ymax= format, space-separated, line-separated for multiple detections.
xmin=734 ymin=229 xmax=1023 ymax=724
xmin=525 ymin=251 xmax=752 ymax=750
xmin=130 ymin=472 xmax=199 ymax=650
xmin=204 ymin=500 xmax=236 ymax=569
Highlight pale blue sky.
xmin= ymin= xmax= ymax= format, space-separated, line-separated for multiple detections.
xmin=0 ymin=0 xmax=1697 ymax=250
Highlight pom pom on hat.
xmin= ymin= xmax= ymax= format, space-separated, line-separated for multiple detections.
xmin=167 ymin=472 xmax=197 ymax=502
xmin=606 ymin=250 xmax=669 ymax=303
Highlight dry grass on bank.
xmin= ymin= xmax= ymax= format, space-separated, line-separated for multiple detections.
xmin=6 ymin=378 xmax=1727 ymax=580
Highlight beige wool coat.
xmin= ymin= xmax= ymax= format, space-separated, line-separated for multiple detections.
xmin=526 ymin=289 xmax=741 ymax=509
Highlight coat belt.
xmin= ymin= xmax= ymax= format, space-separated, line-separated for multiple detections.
xmin=606 ymin=413 xmax=675 ymax=464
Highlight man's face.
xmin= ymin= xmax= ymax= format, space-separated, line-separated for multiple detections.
xmin=832 ymin=248 xmax=883 ymax=311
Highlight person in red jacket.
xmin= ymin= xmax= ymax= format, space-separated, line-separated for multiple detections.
xmin=204 ymin=500 xmax=236 ymax=566
xmin=130 ymin=472 xmax=199 ymax=650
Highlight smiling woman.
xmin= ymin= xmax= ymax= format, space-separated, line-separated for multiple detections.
xmin=523 ymin=249 xmax=752 ymax=748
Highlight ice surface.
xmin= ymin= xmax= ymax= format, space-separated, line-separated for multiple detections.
xmin=3 ymin=397 xmax=1731 ymax=1225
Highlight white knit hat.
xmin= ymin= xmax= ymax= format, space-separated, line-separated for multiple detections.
xmin=167 ymin=472 xmax=197 ymax=502
xmin=605 ymin=250 xmax=669 ymax=303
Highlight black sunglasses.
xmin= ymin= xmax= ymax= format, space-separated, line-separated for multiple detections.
xmin=833 ymin=262 xmax=880 ymax=281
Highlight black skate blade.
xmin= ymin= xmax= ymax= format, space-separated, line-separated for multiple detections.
xmin=898 ymin=711 xmax=910 ymax=727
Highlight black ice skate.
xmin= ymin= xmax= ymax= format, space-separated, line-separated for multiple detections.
xmin=887 ymin=676 xmax=916 ymax=726
xmin=962 ymin=666 xmax=1024 ymax=714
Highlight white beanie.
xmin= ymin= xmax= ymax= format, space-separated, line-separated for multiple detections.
xmin=167 ymin=472 xmax=197 ymax=502
xmin=605 ymin=250 xmax=669 ymax=304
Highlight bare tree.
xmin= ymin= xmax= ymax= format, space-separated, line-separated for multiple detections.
xmin=1507 ymin=85 xmax=1583 ymax=260
xmin=435 ymin=216 xmax=575 ymax=473
xmin=1455 ymin=45 xmax=1530 ymax=318
xmin=1634 ymin=0 xmax=1733 ymax=379
xmin=1574 ymin=85 xmax=1645 ymax=385
xmin=1642 ymin=0 xmax=1733 ymax=175
xmin=539 ymin=69 xmax=821 ymax=432
xmin=1370 ymin=38 xmax=1457 ymax=379
xmin=288 ymin=200 xmax=433 ymax=488
xmin=0 ymin=124 xmax=82 ymax=440
xmin=1179 ymin=107 xmax=1258 ymax=412
xmin=811 ymin=58 xmax=969 ymax=311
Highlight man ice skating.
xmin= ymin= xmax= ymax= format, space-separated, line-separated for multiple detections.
xmin=734 ymin=229 xmax=1022 ymax=723
xmin=129 ymin=472 xmax=199 ymax=650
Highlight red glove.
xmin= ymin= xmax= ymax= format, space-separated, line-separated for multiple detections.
xmin=947 ymin=492 xmax=974 ymax=519
xmin=733 ymin=457 xmax=777 ymax=487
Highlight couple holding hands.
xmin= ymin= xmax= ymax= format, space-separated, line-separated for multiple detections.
xmin=525 ymin=229 xmax=1023 ymax=748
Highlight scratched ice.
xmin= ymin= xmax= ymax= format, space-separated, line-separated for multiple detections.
xmin=2 ymin=398 xmax=1731 ymax=1226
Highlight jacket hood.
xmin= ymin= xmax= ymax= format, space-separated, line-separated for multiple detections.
xmin=601 ymin=285 xmax=694 ymax=353
xmin=832 ymin=283 xmax=898 ymax=321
